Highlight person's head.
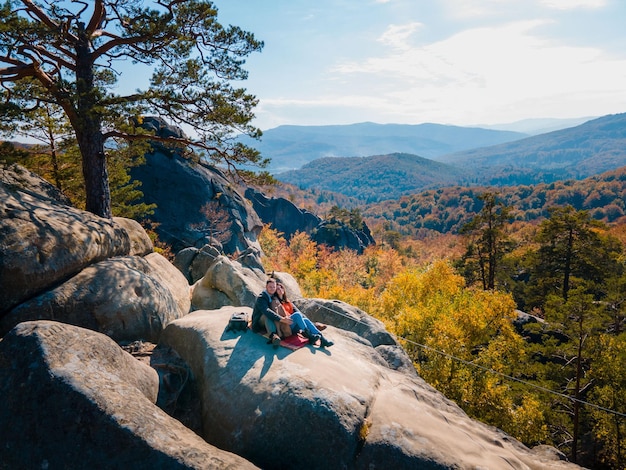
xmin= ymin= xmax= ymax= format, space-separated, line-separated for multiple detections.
xmin=276 ymin=282 xmax=289 ymax=301
xmin=265 ymin=278 xmax=277 ymax=295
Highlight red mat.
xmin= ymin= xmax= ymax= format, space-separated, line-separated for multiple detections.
xmin=280 ymin=333 xmax=309 ymax=350
xmin=257 ymin=332 xmax=309 ymax=350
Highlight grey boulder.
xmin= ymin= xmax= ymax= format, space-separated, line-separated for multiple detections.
xmin=0 ymin=320 xmax=257 ymax=469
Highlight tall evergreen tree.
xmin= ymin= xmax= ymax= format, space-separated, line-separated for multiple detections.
xmin=523 ymin=206 xmax=623 ymax=310
xmin=456 ymin=192 xmax=513 ymax=290
xmin=0 ymin=79 xmax=155 ymax=217
xmin=588 ymin=331 xmax=626 ymax=469
xmin=0 ymin=0 xmax=265 ymax=218
xmin=541 ymin=288 xmax=610 ymax=464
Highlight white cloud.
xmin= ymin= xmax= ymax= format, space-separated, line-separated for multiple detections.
xmin=325 ymin=19 xmax=626 ymax=125
xmin=336 ymin=21 xmax=551 ymax=83
xmin=441 ymin=0 xmax=520 ymax=19
xmin=539 ymin=0 xmax=607 ymax=10
xmin=378 ymin=22 xmax=423 ymax=50
xmin=241 ymin=0 xmax=625 ymax=129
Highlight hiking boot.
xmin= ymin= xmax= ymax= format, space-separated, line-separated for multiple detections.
xmin=320 ymin=336 xmax=334 ymax=348
xmin=268 ymin=333 xmax=281 ymax=348
xmin=302 ymin=329 xmax=320 ymax=346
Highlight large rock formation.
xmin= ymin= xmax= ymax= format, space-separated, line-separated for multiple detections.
xmin=0 ymin=254 xmax=188 ymax=341
xmin=133 ymin=117 xmax=374 ymax=258
xmin=174 ymin=243 xmax=266 ymax=285
xmin=0 ymin=163 xmax=190 ymax=341
xmin=131 ymin=116 xmax=263 ymax=256
xmin=189 ymin=253 xmax=300 ymax=311
xmin=160 ymin=306 xmax=578 ymax=470
xmin=246 ymin=187 xmax=376 ymax=254
xmin=0 ymin=164 xmax=132 ymax=315
xmin=0 ymin=320 xmax=257 ymax=469
xmin=245 ymin=187 xmax=320 ymax=238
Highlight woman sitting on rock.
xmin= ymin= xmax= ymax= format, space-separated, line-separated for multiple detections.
xmin=273 ymin=283 xmax=333 ymax=348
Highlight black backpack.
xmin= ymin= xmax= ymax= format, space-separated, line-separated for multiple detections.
xmin=226 ymin=312 xmax=249 ymax=332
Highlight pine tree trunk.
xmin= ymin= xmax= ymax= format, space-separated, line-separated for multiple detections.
xmin=75 ymin=23 xmax=111 ymax=219
xmin=563 ymin=227 xmax=574 ymax=301
xmin=80 ymin=136 xmax=111 ymax=218
xmin=570 ymin=316 xmax=584 ymax=463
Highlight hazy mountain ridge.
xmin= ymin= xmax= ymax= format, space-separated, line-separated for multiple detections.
xmin=437 ymin=113 xmax=626 ymax=181
xmin=481 ymin=116 xmax=596 ymax=135
xmin=241 ymin=122 xmax=529 ymax=172
xmin=275 ymin=113 xmax=626 ymax=201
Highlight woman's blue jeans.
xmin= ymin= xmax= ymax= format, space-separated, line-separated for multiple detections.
xmin=289 ymin=312 xmax=321 ymax=335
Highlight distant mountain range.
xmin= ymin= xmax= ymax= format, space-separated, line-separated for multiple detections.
xmin=480 ymin=116 xmax=595 ymax=135
xmin=241 ymin=117 xmax=597 ymax=174
xmin=437 ymin=113 xmax=626 ymax=184
xmin=240 ymin=122 xmax=528 ymax=173
xmin=274 ymin=113 xmax=626 ymax=202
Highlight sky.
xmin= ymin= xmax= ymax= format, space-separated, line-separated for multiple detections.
xmin=215 ymin=0 xmax=626 ymax=131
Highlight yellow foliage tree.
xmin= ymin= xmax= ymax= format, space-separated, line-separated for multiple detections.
xmin=258 ymin=226 xmax=405 ymax=310
xmin=258 ymin=227 xmax=332 ymax=296
xmin=380 ymin=260 xmax=547 ymax=444
xmin=257 ymin=224 xmax=290 ymax=273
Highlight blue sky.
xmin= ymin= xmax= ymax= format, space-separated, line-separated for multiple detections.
xmin=215 ymin=0 xmax=626 ymax=130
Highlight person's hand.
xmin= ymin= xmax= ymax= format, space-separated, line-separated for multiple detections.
xmin=279 ymin=317 xmax=293 ymax=325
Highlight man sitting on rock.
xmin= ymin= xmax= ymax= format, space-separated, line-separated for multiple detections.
xmin=251 ymin=278 xmax=292 ymax=347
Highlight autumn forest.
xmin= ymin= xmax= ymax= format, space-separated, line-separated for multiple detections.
xmin=260 ymin=180 xmax=626 ymax=470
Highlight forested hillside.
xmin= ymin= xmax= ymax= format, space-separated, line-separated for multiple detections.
xmin=260 ymin=194 xmax=626 ymax=469
xmin=362 ymin=166 xmax=626 ymax=237
xmin=269 ymin=163 xmax=626 ymax=239
xmin=277 ymin=152 xmax=464 ymax=202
